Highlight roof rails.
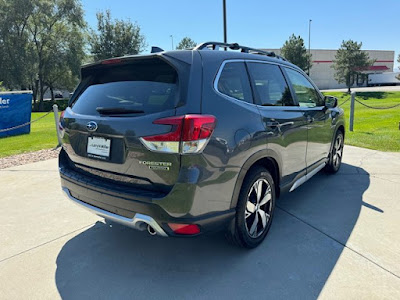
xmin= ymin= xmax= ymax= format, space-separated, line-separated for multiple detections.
xmin=194 ymin=41 xmax=287 ymax=61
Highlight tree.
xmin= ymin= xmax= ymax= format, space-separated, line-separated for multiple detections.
xmin=332 ymin=40 xmax=373 ymax=93
xmin=42 ymin=26 xmax=85 ymax=101
xmin=89 ymin=10 xmax=146 ymax=61
xmin=0 ymin=0 xmax=35 ymax=92
xmin=176 ymin=37 xmax=197 ymax=50
xmin=397 ymin=54 xmax=400 ymax=80
xmin=27 ymin=0 xmax=86 ymax=109
xmin=0 ymin=0 xmax=86 ymax=110
xmin=281 ymin=34 xmax=312 ymax=72
xmin=0 ymin=81 xmax=7 ymax=92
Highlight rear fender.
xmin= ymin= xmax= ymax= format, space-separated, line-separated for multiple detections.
xmin=229 ymin=149 xmax=282 ymax=209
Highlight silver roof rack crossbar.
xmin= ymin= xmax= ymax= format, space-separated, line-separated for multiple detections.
xmin=194 ymin=41 xmax=287 ymax=61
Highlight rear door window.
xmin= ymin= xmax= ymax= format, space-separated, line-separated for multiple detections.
xmin=247 ymin=62 xmax=294 ymax=106
xmin=71 ymin=59 xmax=178 ymax=116
xmin=217 ymin=62 xmax=253 ymax=103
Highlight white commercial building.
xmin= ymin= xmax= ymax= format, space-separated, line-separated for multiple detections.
xmin=263 ymin=49 xmax=395 ymax=90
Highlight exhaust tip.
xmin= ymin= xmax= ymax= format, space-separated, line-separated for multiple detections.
xmin=147 ymin=224 xmax=157 ymax=236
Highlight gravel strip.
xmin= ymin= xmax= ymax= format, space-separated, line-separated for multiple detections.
xmin=0 ymin=148 xmax=60 ymax=169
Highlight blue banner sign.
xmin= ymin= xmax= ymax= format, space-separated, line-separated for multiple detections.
xmin=0 ymin=91 xmax=33 ymax=138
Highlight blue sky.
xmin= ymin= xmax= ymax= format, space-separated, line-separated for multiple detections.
xmin=81 ymin=0 xmax=399 ymax=70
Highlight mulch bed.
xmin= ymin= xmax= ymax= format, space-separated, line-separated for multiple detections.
xmin=0 ymin=148 xmax=60 ymax=169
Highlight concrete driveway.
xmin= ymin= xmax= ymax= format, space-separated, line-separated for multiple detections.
xmin=0 ymin=146 xmax=399 ymax=299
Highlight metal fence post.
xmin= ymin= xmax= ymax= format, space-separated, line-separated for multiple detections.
xmin=349 ymin=92 xmax=355 ymax=132
xmin=53 ymin=104 xmax=62 ymax=146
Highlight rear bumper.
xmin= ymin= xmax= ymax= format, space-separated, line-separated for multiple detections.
xmin=63 ymin=187 xmax=168 ymax=236
xmin=60 ymin=158 xmax=236 ymax=236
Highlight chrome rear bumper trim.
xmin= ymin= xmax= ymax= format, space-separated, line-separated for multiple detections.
xmin=62 ymin=187 xmax=168 ymax=237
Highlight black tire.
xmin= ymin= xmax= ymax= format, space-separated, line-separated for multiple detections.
xmin=226 ymin=167 xmax=276 ymax=249
xmin=325 ymin=131 xmax=344 ymax=174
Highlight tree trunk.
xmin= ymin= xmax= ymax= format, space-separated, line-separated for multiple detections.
xmin=32 ymin=80 xmax=38 ymax=111
xmin=347 ymin=73 xmax=351 ymax=94
xmin=38 ymin=75 xmax=44 ymax=112
xmin=50 ymin=86 xmax=54 ymax=102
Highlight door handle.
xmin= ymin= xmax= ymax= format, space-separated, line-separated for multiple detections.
xmin=266 ymin=120 xmax=294 ymax=128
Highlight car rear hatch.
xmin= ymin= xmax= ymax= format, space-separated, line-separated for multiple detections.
xmin=61 ymin=54 xmax=194 ymax=194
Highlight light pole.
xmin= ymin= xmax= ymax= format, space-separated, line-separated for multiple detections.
xmin=170 ymin=35 xmax=174 ymax=50
xmin=308 ymin=19 xmax=312 ymax=75
xmin=223 ymin=0 xmax=227 ymax=45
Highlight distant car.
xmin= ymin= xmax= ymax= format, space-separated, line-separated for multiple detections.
xmin=58 ymin=42 xmax=345 ymax=248
xmin=54 ymin=91 xmax=63 ymax=99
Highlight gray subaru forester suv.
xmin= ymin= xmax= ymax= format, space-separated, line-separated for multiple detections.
xmin=59 ymin=42 xmax=345 ymax=248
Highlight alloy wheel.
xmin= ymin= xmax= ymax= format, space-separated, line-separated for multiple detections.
xmin=245 ymin=179 xmax=273 ymax=238
xmin=332 ymin=134 xmax=343 ymax=169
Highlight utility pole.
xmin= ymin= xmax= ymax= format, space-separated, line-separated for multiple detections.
xmin=170 ymin=35 xmax=174 ymax=50
xmin=223 ymin=0 xmax=227 ymax=48
xmin=308 ymin=19 xmax=312 ymax=75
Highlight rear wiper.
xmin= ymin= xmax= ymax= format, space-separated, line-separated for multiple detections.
xmin=96 ymin=107 xmax=144 ymax=114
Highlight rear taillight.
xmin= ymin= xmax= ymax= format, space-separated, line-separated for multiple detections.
xmin=140 ymin=114 xmax=216 ymax=154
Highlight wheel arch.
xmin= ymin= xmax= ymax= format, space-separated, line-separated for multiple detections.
xmin=329 ymin=123 xmax=345 ymax=154
xmin=337 ymin=124 xmax=345 ymax=137
xmin=230 ymin=150 xmax=281 ymax=209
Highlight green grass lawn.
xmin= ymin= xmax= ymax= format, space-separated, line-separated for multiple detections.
xmin=323 ymin=91 xmax=400 ymax=152
xmin=0 ymin=91 xmax=399 ymax=158
xmin=0 ymin=112 xmax=59 ymax=158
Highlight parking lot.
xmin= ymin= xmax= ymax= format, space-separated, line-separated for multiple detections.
xmin=0 ymin=145 xmax=399 ymax=299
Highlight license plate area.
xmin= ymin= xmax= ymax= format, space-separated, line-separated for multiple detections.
xmin=87 ymin=136 xmax=111 ymax=160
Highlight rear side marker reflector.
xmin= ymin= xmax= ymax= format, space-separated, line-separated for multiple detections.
xmin=168 ymin=223 xmax=200 ymax=235
xmin=140 ymin=115 xmax=216 ymax=154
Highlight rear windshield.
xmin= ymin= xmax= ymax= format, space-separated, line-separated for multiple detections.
xmin=71 ymin=59 xmax=178 ymax=116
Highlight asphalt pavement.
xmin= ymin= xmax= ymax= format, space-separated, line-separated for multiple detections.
xmin=0 ymin=145 xmax=399 ymax=299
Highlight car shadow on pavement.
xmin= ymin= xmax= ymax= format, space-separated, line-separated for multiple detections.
xmin=55 ymin=163 xmax=371 ymax=299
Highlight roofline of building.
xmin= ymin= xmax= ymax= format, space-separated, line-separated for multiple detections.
xmin=262 ymin=48 xmax=394 ymax=53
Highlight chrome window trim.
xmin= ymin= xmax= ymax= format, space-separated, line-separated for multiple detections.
xmin=213 ymin=59 xmax=257 ymax=107
xmin=213 ymin=59 xmax=294 ymax=107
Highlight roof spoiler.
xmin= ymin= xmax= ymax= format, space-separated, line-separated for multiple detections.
xmin=151 ymin=46 xmax=164 ymax=53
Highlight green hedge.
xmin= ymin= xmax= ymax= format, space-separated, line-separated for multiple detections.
xmin=32 ymin=99 xmax=69 ymax=112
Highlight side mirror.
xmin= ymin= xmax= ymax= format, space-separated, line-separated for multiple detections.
xmin=324 ymin=95 xmax=338 ymax=108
